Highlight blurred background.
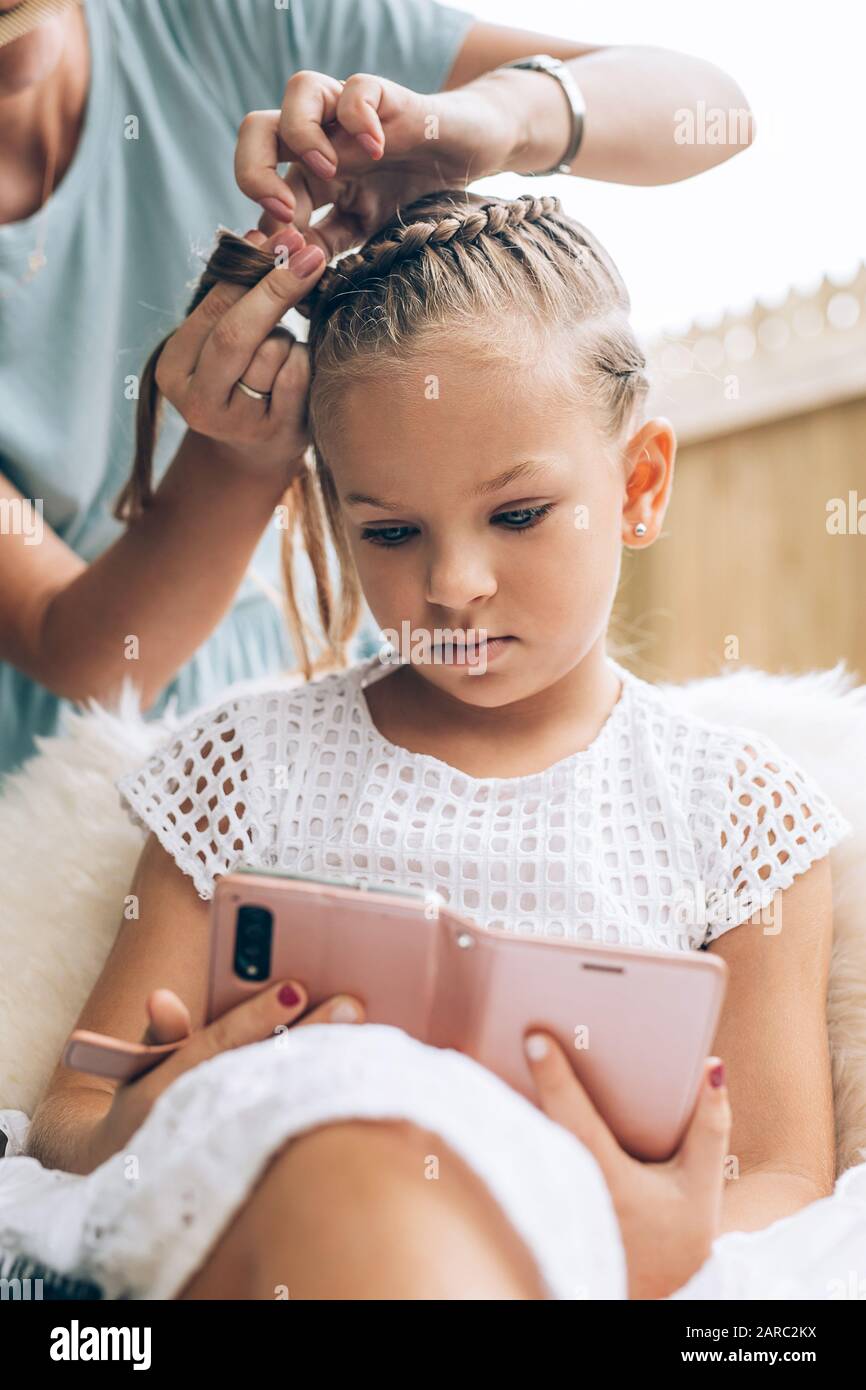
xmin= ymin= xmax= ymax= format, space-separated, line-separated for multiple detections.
xmin=463 ymin=0 xmax=866 ymax=683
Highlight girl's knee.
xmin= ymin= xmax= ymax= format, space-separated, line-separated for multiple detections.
xmin=183 ymin=1117 xmax=549 ymax=1298
xmin=260 ymin=1117 xmax=548 ymax=1299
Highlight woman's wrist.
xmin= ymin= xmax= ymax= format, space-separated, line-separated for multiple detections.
xmin=472 ymin=66 xmax=578 ymax=177
xmin=179 ymin=430 xmax=306 ymax=500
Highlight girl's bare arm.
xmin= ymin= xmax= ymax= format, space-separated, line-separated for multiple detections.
xmin=707 ymin=855 xmax=837 ymax=1231
xmin=24 ymin=832 xmax=213 ymax=1173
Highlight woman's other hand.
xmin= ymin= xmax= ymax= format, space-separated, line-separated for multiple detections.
xmin=153 ymin=226 xmax=326 ymax=485
xmin=235 ymin=70 xmax=516 ymax=251
xmin=524 ymin=1033 xmax=731 ymax=1299
xmin=83 ymin=981 xmax=364 ymax=1173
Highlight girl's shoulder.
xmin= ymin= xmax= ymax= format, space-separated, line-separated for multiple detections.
xmin=618 ymin=658 xmax=814 ymax=781
xmin=616 ymin=661 xmax=853 ymax=940
xmin=158 ymin=655 xmax=375 ymax=745
xmin=113 ymin=658 xmax=376 ymax=901
xmin=620 ymin=659 xmax=850 ymax=828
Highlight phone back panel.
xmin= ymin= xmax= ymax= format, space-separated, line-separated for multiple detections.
xmin=210 ymin=873 xmax=727 ymax=1161
xmin=209 ymin=874 xmax=440 ymax=1035
xmin=439 ymin=921 xmax=727 ymax=1159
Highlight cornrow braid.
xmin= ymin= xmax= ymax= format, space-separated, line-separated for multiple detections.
xmin=299 ymin=193 xmax=566 ymax=327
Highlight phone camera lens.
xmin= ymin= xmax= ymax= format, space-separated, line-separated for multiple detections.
xmin=234 ymin=904 xmax=274 ymax=982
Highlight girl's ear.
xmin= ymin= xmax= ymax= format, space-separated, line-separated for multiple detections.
xmin=621 ymin=417 xmax=676 ymax=545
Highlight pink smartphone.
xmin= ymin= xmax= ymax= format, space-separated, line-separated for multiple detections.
xmin=64 ymin=867 xmax=727 ymax=1161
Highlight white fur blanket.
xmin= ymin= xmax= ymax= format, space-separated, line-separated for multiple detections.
xmin=1 ymin=662 xmax=865 ymax=1174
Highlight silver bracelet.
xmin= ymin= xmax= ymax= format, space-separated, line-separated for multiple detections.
xmin=493 ymin=53 xmax=586 ymax=176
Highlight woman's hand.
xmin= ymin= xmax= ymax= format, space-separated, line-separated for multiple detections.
xmin=235 ymin=69 xmax=519 ymax=252
xmin=524 ymin=1034 xmax=731 ymax=1300
xmin=82 ymin=980 xmax=365 ymax=1174
xmin=154 ymin=225 xmax=326 ymax=487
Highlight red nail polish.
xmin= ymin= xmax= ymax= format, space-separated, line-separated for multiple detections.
xmin=710 ymin=1062 xmax=725 ymax=1088
xmin=278 ymin=984 xmax=300 ymax=1007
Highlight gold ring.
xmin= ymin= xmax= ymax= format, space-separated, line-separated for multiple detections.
xmin=236 ymin=379 xmax=271 ymax=402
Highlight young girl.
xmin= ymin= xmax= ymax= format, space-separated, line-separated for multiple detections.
xmin=8 ymin=191 xmax=865 ymax=1302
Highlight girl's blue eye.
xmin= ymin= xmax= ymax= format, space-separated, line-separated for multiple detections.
xmin=360 ymin=524 xmax=417 ymax=547
xmin=361 ymin=503 xmax=554 ymax=547
xmin=492 ymin=503 xmax=554 ymax=532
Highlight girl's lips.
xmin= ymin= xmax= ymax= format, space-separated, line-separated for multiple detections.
xmin=436 ymin=635 xmax=516 ymax=667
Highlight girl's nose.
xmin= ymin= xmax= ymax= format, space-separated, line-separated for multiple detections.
xmin=425 ymin=554 xmax=497 ymax=611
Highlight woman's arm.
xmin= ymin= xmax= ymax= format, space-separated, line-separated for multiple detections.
xmin=240 ymin=40 xmax=754 ymax=251
xmin=1 ymin=225 xmax=327 ymax=713
xmin=442 ymin=22 xmax=756 ymax=184
xmin=706 ymin=855 xmax=837 ymax=1234
xmin=0 ymin=438 xmax=292 ymax=711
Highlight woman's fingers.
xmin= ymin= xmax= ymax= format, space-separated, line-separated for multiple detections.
xmin=179 ymin=245 xmax=326 ymax=416
xmin=160 ymin=225 xmax=305 ymax=383
xmin=235 ymin=108 xmax=298 ymax=223
xmin=523 ymin=1029 xmax=625 ymax=1174
xmin=329 ymin=74 xmax=386 ymax=158
xmin=236 ymin=72 xmax=396 ymax=226
xmin=259 ymin=165 xmax=376 ymax=259
xmin=229 ymin=325 xmax=296 ymax=400
xmin=256 ymin=161 xmax=320 ymax=239
xmin=272 ymin=70 xmax=388 ymax=177
xmin=274 ymin=71 xmax=343 ymax=177
xmin=265 ymin=335 xmax=310 ymax=421
xmin=276 ymin=72 xmax=408 ymax=178
xmin=236 ymin=72 xmax=347 ymax=213
xmin=310 ymin=174 xmax=393 ymax=258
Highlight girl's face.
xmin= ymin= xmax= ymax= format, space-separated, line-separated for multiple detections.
xmin=327 ymin=347 xmax=674 ymax=710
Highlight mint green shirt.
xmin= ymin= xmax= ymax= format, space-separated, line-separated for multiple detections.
xmin=0 ymin=0 xmax=475 ymax=779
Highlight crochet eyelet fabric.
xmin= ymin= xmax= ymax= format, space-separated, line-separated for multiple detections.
xmin=116 ymin=655 xmax=854 ymax=952
xmin=2 ymin=655 xmax=855 ymax=1303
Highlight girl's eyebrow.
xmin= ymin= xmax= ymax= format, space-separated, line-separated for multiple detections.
xmin=344 ymin=460 xmax=557 ymax=511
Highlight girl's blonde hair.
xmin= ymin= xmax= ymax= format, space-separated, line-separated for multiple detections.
xmin=115 ymin=190 xmax=650 ymax=681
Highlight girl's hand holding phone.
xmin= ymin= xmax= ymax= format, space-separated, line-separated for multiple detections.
xmin=82 ymin=981 xmax=365 ymax=1174
xmin=524 ymin=1035 xmax=731 ymax=1300
xmin=153 ymin=225 xmax=326 ymax=486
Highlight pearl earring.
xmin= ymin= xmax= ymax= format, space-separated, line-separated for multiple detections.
xmin=633 ymin=522 xmax=647 ymax=536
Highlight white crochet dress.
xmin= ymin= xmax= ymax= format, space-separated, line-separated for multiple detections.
xmin=1 ymin=655 xmax=861 ymax=1301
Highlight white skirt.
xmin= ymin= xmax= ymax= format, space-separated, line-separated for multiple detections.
xmin=0 ymin=1024 xmax=627 ymax=1300
xmin=2 ymin=1024 xmax=865 ymax=1301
